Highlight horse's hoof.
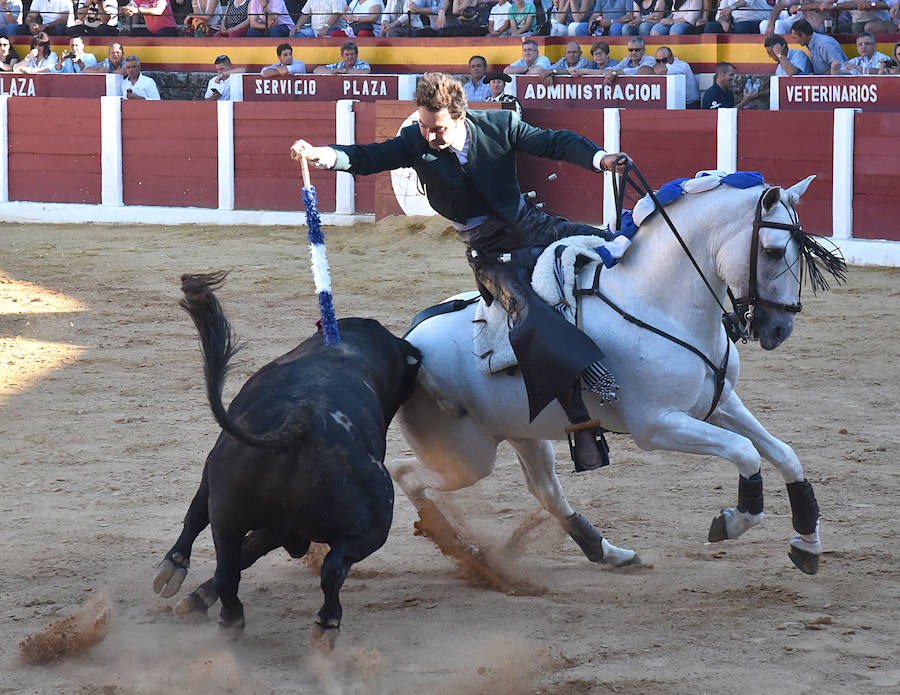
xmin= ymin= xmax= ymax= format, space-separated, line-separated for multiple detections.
xmin=788 ymin=547 xmax=820 ymax=575
xmin=708 ymin=513 xmax=728 ymax=543
xmin=310 ymin=623 xmax=339 ymax=653
xmin=614 ymin=553 xmax=643 ymax=568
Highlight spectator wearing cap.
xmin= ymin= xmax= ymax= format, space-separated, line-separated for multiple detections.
xmin=19 ymin=0 xmax=74 ymax=36
xmin=205 ymin=54 xmax=244 ymax=100
xmin=504 ymin=38 xmax=551 ymax=75
xmin=122 ymin=0 xmax=179 ymax=36
xmin=483 ymin=71 xmax=522 ymax=117
xmin=261 ymin=42 xmax=306 ymax=76
xmin=13 ymin=31 xmax=56 ymax=71
xmin=121 ymin=55 xmax=160 ymax=99
xmin=313 ymin=40 xmax=371 ymax=74
xmin=463 ymin=54 xmax=491 ymax=101
xmin=247 ymin=0 xmax=293 ymax=35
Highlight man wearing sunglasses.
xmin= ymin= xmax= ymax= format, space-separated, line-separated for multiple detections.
xmin=204 ymin=54 xmax=244 ymax=101
xmin=603 ymin=36 xmax=654 ymax=82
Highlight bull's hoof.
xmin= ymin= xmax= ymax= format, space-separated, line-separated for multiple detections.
xmin=173 ymin=592 xmax=211 ymax=617
xmin=708 ymin=513 xmax=729 ymax=543
xmin=788 ymin=547 xmax=820 ymax=575
xmin=152 ymin=554 xmax=189 ymax=598
xmin=310 ymin=623 xmax=339 ymax=654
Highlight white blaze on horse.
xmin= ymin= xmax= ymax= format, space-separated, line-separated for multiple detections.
xmin=391 ymin=174 xmax=845 ymax=576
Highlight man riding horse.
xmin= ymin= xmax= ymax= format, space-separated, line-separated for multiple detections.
xmin=290 ymin=72 xmax=631 ymax=473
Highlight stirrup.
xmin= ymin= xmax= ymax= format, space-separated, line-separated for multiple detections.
xmin=566 ymin=424 xmax=610 ymax=472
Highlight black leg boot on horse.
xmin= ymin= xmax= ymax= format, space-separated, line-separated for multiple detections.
xmin=467 ymin=246 xmax=615 ymax=473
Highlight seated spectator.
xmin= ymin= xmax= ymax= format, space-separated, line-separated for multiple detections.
xmin=764 ymin=34 xmax=810 ymax=76
xmin=705 ymin=0 xmax=771 ymax=33
xmin=380 ymin=0 xmax=439 ymax=37
xmin=69 ymin=0 xmax=119 ymax=36
xmin=313 ymin=39 xmax=371 ymax=74
xmin=831 ymin=32 xmax=890 ymax=75
xmin=483 ymin=71 xmax=522 ymax=117
xmin=54 ymin=35 xmax=98 ymax=71
xmin=0 ymin=35 xmax=19 ymax=69
xmin=892 ymin=2 xmax=900 ymax=32
xmin=504 ymin=38 xmax=551 ymax=74
xmin=701 ymin=61 xmax=735 ymax=109
xmin=0 ymin=0 xmax=23 ymax=37
xmin=19 ymin=0 xmax=74 ymax=36
xmin=877 ymin=41 xmax=899 ymax=75
xmin=574 ymin=0 xmax=628 ymax=36
xmin=829 ymin=0 xmax=893 ymax=33
xmin=569 ymin=39 xmax=611 ymax=73
xmin=121 ymin=55 xmax=160 ymax=99
xmin=13 ymin=31 xmax=56 ymax=72
xmin=487 ymin=0 xmax=511 ymax=35
xmin=790 ymin=19 xmax=846 ymax=75
xmin=184 ymin=0 xmax=224 ymax=36
xmin=604 ymin=35 xmax=654 ymax=77
xmin=653 ymin=45 xmax=700 ymax=108
xmin=550 ymin=0 xmax=587 ymax=35
xmin=217 ymin=0 xmax=250 ymax=35
xmin=292 ymin=0 xmax=343 ymax=35
xmin=247 ymin=0 xmax=293 ymax=35
xmin=441 ymin=0 xmax=489 ymax=36
xmin=204 ymin=54 xmax=243 ymax=100
xmin=506 ymin=0 xmax=537 ymax=35
xmin=650 ymin=0 xmax=704 ymax=34
xmin=621 ymin=0 xmax=666 ymax=36
xmin=463 ymin=54 xmax=491 ymax=100
xmin=760 ymin=0 xmax=812 ymax=37
xmin=543 ymin=40 xmax=596 ymax=78
xmin=261 ymin=42 xmax=305 ymax=76
xmin=329 ymin=0 xmax=383 ymax=36
xmin=83 ymin=40 xmax=125 ymax=73
xmin=122 ymin=0 xmax=179 ymax=36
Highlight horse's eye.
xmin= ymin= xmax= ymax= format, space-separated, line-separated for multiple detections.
xmin=763 ymin=247 xmax=785 ymax=260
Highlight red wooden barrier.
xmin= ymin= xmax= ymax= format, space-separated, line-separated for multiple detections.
xmin=234 ymin=102 xmax=335 ymax=212
xmin=122 ymin=101 xmax=218 ymax=208
xmin=519 ymin=108 xmax=606 ymax=224
xmin=737 ymin=111 xmax=833 ymax=237
xmin=852 ymin=113 xmax=900 ymax=242
xmin=619 ymin=110 xmax=718 ymax=197
xmin=7 ymin=98 xmax=102 ymax=204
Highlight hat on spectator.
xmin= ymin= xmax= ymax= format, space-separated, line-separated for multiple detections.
xmin=483 ymin=72 xmax=511 ymax=84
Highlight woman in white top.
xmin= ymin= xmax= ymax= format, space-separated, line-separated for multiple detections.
xmin=650 ymin=0 xmax=703 ymax=34
xmin=14 ymin=32 xmax=56 ymax=74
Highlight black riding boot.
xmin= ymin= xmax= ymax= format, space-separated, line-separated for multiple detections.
xmin=557 ymin=379 xmax=609 ymax=472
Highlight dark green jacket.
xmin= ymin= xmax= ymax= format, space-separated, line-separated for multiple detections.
xmin=331 ymin=109 xmax=602 ymax=225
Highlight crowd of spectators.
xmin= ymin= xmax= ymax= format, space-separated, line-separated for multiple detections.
xmin=0 ymin=0 xmax=896 ymax=40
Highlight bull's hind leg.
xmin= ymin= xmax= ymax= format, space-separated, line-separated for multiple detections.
xmin=173 ymin=529 xmax=310 ymax=616
xmin=508 ymin=437 xmax=640 ymax=567
xmin=153 ymin=467 xmax=211 ymax=598
xmin=708 ymin=392 xmax=821 ymax=574
xmin=210 ymin=525 xmax=248 ymax=631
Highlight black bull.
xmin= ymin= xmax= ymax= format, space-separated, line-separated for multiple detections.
xmin=152 ymin=273 xmax=422 ymax=648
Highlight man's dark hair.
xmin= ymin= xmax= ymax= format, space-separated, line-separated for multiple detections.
xmin=764 ymin=35 xmax=787 ymax=49
xmin=276 ymin=43 xmax=292 ymax=56
xmin=469 ymin=55 xmax=486 ymax=67
xmin=522 ymin=39 xmax=539 ymax=50
xmin=340 ymin=40 xmax=358 ymax=54
xmin=656 ymin=46 xmax=673 ymax=62
xmin=590 ymin=41 xmax=609 ymax=56
xmin=214 ymin=54 xmax=231 ymax=66
xmin=791 ymin=20 xmax=813 ymax=36
xmin=715 ymin=61 xmax=735 ymax=76
xmin=415 ymin=72 xmax=467 ymax=118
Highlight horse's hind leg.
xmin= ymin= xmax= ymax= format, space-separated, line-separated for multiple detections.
xmin=507 ymin=438 xmax=640 ymax=567
xmin=708 ymin=392 xmax=821 ymax=574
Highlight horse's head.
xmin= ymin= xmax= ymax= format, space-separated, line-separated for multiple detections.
xmin=728 ymin=176 xmax=845 ymax=350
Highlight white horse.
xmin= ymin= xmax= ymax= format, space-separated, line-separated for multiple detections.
xmin=391 ymin=176 xmax=840 ymax=577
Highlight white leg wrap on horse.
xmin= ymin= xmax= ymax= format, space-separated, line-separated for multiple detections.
xmin=600 ymin=538 xmax=639 ymax=567
xmin=790 ymin=520 xmax=822 ymax=554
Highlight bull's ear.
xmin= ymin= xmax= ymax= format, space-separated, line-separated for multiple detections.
xmin=761 ymin=186 xmax=781 ymax=214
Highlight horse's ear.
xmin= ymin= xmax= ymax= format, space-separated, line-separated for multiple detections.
xmin=783 ymin=175 xmax=816 ymax=206
xmin=761 ymin=186 xmax=782 ymax=214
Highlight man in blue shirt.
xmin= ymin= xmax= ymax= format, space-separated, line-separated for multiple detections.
xmin=764 ymin=34 xmax=811 ymax=76
xmin=463 ymin=54 xmax=491 ymax=101
xmin=790 ymin=19 xmax=847 ymax=75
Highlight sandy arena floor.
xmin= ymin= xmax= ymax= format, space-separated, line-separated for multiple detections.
xmin=1 ymin=217 xmax=898 ymax=694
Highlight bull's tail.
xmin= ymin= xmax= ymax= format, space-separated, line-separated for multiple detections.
xmin=180 ymin=272 xmax=296 ymax=450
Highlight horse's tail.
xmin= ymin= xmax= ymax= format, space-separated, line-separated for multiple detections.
xmin=180 ymin=272 xmax=296 ymax=450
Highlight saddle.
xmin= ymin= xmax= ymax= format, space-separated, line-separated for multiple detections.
xmin=473 ymin=234 xmax=631 ymax=376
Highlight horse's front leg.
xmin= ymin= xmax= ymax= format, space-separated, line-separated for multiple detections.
xmin=708 ymin=392 xmax=821 ymax=574
xmin=507 ymin=438 xmax=640 ymax=567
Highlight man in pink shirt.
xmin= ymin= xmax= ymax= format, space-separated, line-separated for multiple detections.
xmin=122 ymin=0 xmax=178 ymax=35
